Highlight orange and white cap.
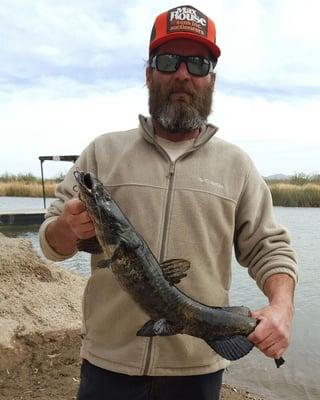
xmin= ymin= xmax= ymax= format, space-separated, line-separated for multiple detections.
xmin=149 ymin=5 xmax=221 ymax=58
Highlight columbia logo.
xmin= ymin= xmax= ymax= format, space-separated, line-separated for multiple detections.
xmin=199 ymin=177 xmax=224 ymax=190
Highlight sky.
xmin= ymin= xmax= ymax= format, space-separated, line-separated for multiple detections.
xmin=0 ymin=0 xmax=319 ymax=178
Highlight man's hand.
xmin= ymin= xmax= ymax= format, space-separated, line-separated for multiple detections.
xmin=45 ymin=198 xmax=96 ymax=256
xmin=62 ymin=198 xmax=96 ymax=240
xmin=248 ymin=273 xmax=295 ymax=360
xmin=248 ymin=303 xmax=294 ymax=360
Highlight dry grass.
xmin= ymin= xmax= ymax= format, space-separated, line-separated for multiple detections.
xmin=1 ymin=180 xmax=320 ymax=207
xmin=0 ymin=182 xmax=57 ymax=197
xmin=269 ymin=182 xmax=320 ymax=207
xmin=269 ymin=183 xmax=320 ymax=191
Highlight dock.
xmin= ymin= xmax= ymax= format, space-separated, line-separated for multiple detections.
xmin=0 ymin=209 xmax=45 ymax=227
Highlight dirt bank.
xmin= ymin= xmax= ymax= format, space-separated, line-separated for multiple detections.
xmin=0 ymin=233 xmax=264 ymax=399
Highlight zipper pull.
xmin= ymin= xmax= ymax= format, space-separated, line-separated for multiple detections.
xmin=168 ymin=163 xmax=175 ymax=178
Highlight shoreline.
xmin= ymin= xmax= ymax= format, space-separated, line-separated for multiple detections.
xmin=1 ymin=181 xmax=320 ymax=207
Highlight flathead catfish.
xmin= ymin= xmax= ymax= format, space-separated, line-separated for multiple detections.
xmin=74 ymin=170 xmax=284 ymax=367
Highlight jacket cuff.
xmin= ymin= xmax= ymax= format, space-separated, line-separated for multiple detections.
xmin=38 ymin=216 xmax=78 ymax=261
xmin=258 ymin=267 xmax=298 ymax=294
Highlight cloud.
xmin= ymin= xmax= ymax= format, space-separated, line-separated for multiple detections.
xmin=212 ymin=89 xmax=319 ymax=175
xmin=0 ymin=0 xmax=151 ymax=87
xmin=215 ymin=0 xmax=320 ymax=88
xmin=0 ymin=0 xmax=319 ymax=177
xmin=0 ymin=77 xmax=149 ymax=177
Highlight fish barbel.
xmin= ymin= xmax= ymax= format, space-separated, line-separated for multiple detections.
xmin=74 ymin=170 xmax=284 ymax=367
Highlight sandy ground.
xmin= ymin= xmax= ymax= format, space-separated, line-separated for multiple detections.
xmin=0 ymin=233 xmax=265 ymax=400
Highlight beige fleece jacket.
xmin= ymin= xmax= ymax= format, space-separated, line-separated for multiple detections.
xmin=39 ymin=115 xmax=298 ymax=376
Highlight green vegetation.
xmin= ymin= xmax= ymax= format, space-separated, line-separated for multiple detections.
xmin=0 ymin=172 xmax=41 ymax=183
xmin=0 ymin=172 xmax=65 ymax=184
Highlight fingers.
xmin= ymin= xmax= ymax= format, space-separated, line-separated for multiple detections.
xmin=63 ymin=198 xmax=96 ymax=239
xmin=248 ymin=310 xmax=290 ymax=360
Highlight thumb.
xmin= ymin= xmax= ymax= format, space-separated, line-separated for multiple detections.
xmin=66 ymin=198 xmax=87 ymax=215
xmin=250 ymin=310 xmax=265 ymax=321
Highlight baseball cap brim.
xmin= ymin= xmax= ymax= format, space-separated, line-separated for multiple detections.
xmin=150 ymin=32 xmax=221 ymax=59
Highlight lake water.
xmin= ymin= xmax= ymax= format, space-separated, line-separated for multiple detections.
xmin=0 ymin=196 xmax=56 ymax=211
xmin=1 ymin=198 xmax=319 ymax=400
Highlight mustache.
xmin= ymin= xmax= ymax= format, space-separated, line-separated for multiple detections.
xmin=167 ymin=83 xmax=195 ymax=97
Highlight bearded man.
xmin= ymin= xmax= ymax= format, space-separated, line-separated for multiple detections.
xmin=39 ymin=5 xmax=298 ymax=400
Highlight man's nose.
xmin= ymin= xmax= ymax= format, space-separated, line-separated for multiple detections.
xmin=174 ymin=61 xmax=191 ymax=80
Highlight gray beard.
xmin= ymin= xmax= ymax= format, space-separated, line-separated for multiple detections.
xmin=156 ymin=101 xmax=206 ymax=133
xmin=148 ymin=82 xmax=213 ymax=133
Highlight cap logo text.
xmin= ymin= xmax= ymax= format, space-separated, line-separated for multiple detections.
xmin=167 ymin=6 xmax=208 ymax=38
xmin=170 ymin=7 xmax=206 ymax=26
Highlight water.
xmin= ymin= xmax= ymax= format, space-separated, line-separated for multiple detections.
xmin=1 ymin=198 xmax=319 ymax=399
xmin=0 ymin=196 xmax=56 ymax=211
xmin=225 ymin=207 xmax=320 ymax=400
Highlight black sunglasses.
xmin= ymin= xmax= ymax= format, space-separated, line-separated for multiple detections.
xmin=150 ymin=54 xmax=217 ymax=77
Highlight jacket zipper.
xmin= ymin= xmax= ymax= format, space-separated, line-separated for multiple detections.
xmin=142 ymin=160 xmax=176 ymax=375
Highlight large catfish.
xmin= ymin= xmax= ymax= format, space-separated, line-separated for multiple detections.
xmin=74 ymin=170 xmax=284 ymax=367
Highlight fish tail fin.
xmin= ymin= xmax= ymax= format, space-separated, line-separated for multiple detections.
xmin=205 ymin=335 xmax=254 ymax=361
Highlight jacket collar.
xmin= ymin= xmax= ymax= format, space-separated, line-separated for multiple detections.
xmin=138 ymin=115 xmax=219 ymax=151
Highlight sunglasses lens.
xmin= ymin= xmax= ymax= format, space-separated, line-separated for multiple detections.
xmin=156 ymin=54 xmax=179 ymax=72
xmin=187 ymin=56 xmax=210 ymax=76
xmin=153 ymin=54 xmax=214 ymax=77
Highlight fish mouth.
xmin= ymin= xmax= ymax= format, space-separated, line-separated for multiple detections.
xmin=74 ymin=170 xmax=112 ymax=204
xmin=74 ymin=170 xmax=95 ymax=196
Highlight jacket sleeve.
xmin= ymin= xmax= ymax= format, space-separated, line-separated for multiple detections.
xmin=38 ymin=140 xmax=97 ymax=261
xmin=234 ymin=162 xmax=298 ymax=292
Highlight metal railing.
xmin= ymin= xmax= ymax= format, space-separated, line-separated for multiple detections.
xmin=39 ymin=155 xmax=79 ymax=208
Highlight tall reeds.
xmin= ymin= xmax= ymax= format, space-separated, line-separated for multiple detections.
xmin=0 ymin=182 xmax=57 ymax=197
xmin=268 ymin=183 xmax=320 ymax=207
xmin=0 ymin=173 xmax=60 ymax=197
xmin=1 ymin=173 xmax=320 ymax=206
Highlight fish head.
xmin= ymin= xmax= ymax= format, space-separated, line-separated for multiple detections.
xmin=74 ymin=170 xmax=111 ymax=211
xmin=74 ymin=170 xmax=122 ymax=255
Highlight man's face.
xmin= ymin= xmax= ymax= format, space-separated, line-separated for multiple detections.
xmin=146 ymin=39 xmax=216 ymax=133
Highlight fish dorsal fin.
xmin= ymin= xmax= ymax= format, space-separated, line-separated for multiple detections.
xmin=219 ymin=306 xmax=252 ymax=317
xmin=205 ymin=335 xmax=254 ymax=361
xmin=77 ymin=237 xmax=103 ymax=254
xmin=160 ymin=259 xmax=190 ymax=285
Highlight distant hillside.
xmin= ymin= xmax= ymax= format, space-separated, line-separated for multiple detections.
xmin=264 ymin=174 xmax=290 ymax=181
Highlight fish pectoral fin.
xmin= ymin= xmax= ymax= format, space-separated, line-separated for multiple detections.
xmin=118 ymin=230 xmax=141 ymax=250
xmin=136 ymin=320 xmax=157 ymax=336
xmin=205 ymin=335 xmax=254 ymax=361
xmin=96 ymin=259 xmax=112 ymax=269
xmin=160 ymin=259 xmax=191 ymax=285
xmin=136 ymin=319 xmax=181 ymax=337
xmin=77 ymin=237 xmax=103 ymax=254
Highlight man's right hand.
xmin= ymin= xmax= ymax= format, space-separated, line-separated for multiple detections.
xmin=62 ymin=198 xmax=96 ymax=240
xmin=45 ymin=198 xmax=96 ymax=256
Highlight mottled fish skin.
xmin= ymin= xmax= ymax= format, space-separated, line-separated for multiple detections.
xmin=74 ymin=170 xmax=284 ymax=366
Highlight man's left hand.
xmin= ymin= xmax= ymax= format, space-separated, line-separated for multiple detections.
xmin=248 ymin=303 xmax=294 ymax=360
